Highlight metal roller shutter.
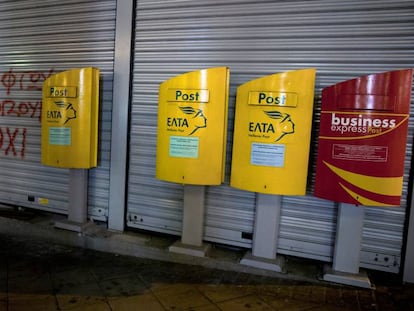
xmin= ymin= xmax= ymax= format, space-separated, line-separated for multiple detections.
xmin=128 ymin=0 xmax=414 ymax=272
xmin=0 ymin=0 xmax=115 ymax=220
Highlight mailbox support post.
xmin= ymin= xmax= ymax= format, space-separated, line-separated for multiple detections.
xmin=240 ymin=193 xmax=284 ymax=272
xmin=403 ymin=187 xmax=414 ymax=283
xmin=323 ymin=203 xmax=371 ymax=288
xmin=55 ymin=169 xmax=90 ymax=232
xmin=169 ymin=185 xmax=210 ymax=257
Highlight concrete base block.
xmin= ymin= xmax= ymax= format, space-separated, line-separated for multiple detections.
xmin=323 ymin=265 xmax=372 ymax=289
xmin=169 ymin=241 xmax=211 ymax=257
xmin=240 ymin=251 xmax=285 ymax=273
xmin=54 ymin=219 xmax=93 ymax=233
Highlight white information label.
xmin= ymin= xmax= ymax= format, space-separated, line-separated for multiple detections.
xmin=169 ymin=136 xmax=199 ymax=158
xmin=250 ymin=142 xmax=285 ymax=167
xmin=49 ymin=127 xmax=71 ymax=145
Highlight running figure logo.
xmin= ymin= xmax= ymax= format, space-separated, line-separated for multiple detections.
xmin=54 ymin=101 xmax=77 ymax=125
xmin=264 ymin=110 xmax=295 ymax=142
xmin=179 ymin=106 xmax=207 ymax=135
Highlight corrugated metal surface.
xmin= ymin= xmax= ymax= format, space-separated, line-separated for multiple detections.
xmin=0 ymin=0 xmax=115 ymax=220
xmin=128 ymin=0 xmax=414 ymax=272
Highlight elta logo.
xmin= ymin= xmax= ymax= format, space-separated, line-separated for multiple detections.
xmin=179 ymin=106 xmax=207 ymax=135
xmin=248 ymin=111 xmax=295 ymax=142
xmin=267 ymin=111 xmax=295 ymax=141
xmin=46 ymin=101 xmax=77 ymax=125
xmin=166 ymin=106 xmax=207 ymax=136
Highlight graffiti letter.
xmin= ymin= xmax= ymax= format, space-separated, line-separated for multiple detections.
xmin=18 ymin=102 xmax=29 ymax=116
xmin=1 ymin=69 xmax=16 ymax=96
xmin=28 ymin=101 xmax=42 ymax=122
xmin=21 ymin=128 xmax=26 ymax=159
xmin=5 ymin=127 xmax=18 ymax=156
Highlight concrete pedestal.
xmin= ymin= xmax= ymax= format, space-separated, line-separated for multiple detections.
xmin=323 ymin=203 xmax=371 ymax=288
xmin=168 ymin=185 xmax=210 ymax=257
xmin=240 ymin=194 xmax=284 ymax=272
xmin=55 ymin=169 xmax=90 ymax=233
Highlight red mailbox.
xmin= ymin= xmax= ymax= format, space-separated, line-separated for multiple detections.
xmin=314 ymin=69 xmax=413 ymax=206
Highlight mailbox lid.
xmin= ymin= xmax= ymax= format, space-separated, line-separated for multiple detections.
xmin=230 ymin=68 xmax=316 ymax=195
xmin=322 ymin=68 xmax=412 ymax=113
xmin=155 ymin=67 xmax=229 ymax=185
xmin=314 ymin=69 xmax=413 ymax=206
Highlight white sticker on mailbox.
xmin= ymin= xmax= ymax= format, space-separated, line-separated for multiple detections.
xmin=250 ymin=142 xmax=285 ymax=167
xmin=49 ymin=127 xmax=71 ymax=146
xmin=169 ymin=136 xmax=199 ymax=158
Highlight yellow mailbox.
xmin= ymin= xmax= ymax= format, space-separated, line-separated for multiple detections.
xmin=156 ymin=67 xmax=230 ymax=185
xmin=230 ymin=69 xmax=316 ymax=195
xmin=41 ymin=67 xmax=100 ymax=168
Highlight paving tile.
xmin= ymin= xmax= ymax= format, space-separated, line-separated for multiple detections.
xmin=401 ymin=285 xmax=414 ymax=300
xmin=56 ymin=295 xmax=110 ymax=311
xmin=305 ymin=305 xmax=356 ymax=311
xmin=340 ymin=288 xmax=360 ymax=309
xmin=65 ymin=301 xmax=111 ymax=311
xmin=256 ymin=284 xmax=294 ymax=299
xmin=51 ymin=268 xmax=96 ymax=289
xmin=188 ymin=269 xmax=224 ymax=285
xmin=99 ymin=276 xmax=148 ymax=297
xmin=8 ymin=273 xmax=54 ymax=295
xmin=291 ymin=284 xmax=313 ymax=301
xmin=197 ymin=284 xmax=256 ymax=303
xmin=308 ymin=285 xmax=327 ymax=304
xmin=0 ymin=277 xmax=6 ymax=301
xmin=72 ymin=301 xmax=112 ymax=311
xmin=394 ymin=301 xmax=414 ymax=311
xmin=8 ymin=293 xmax=58 ymax=311
xmin=190 ymin=304 xmax=221 ymax=311
xmin=255 ymin=284 xmax=282 ymax=297
xmin=261 ymin=294 xmax=320 ymax=311
xmin=379 ymin=284 xmax=414 ymax=311
xmin=152 ymin=283 xmax=212 ymax=310
xmin=0 ymin=291 xmax=6 ymax=302
xmin=325 ymin=286 xmax=343 ymax=305
xmin=216 ymin=294 xmax=274 ymax=311
xmin=139 ymin=269 xmax=178 ymax=287
xmin=108 ymin=293 xmax=165 ymax=311
xmin=357 ymin=289 xmax=377 ymax=311
xmin=374 ymin=295 xmax=396 ymax=311
xmin=55 ymin=281 xmax=106 ymax=310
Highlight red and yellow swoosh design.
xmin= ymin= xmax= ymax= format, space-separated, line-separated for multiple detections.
xmin=324 ymin=161 xmax=402 ymax=206
xmin=338 ymin=183 xmax=397 ymax=206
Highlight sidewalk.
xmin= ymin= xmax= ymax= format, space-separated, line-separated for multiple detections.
xmin=0 ymin=207 xmax=414 ymax=310
xmin=1 ymin=233 xmax=414 ymax=311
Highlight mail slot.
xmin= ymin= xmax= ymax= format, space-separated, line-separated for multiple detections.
xmin=41 ymin=67 xmax=100 ymax=168
xmin=156 ymin=67 xmax=230 ymax=185
xmin=314 ymin=69 xmax=413 ymax=206
xmin=230 ymin=68 xmax=316 ymax=195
